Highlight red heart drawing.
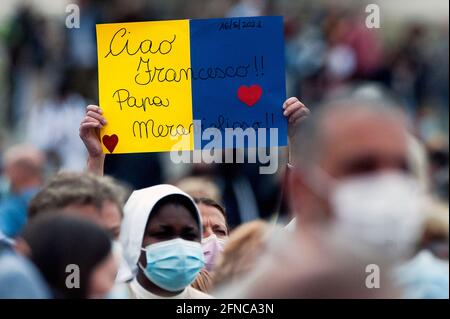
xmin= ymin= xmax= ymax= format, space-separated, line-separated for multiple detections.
xmin=102 ymin=134 xmax=118 ymax=153
xmin=237 ymin=84 xmax=263 ymax=107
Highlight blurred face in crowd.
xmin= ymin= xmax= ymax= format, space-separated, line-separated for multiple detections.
xmin=19 ymin=215 xmax=116 ymax=299
xmin=199 ymin=203 xmax=228 ymax=239
xmin=88 ymin=252 xmax=118 ymax=299
xmin=3 ymin=162 xmax=25 ymax=191
xmin=59 ymin=200 xmax=122 ymax=239
xmin=2 ymin=146 xmax=44 ymax=193
xmin=290 ymin=105 xmax=410 ymax=224
xmin=318 ymin=109 xmax=408 ymax=179
xmin=198 ymin=202 xmax=228 ymax=272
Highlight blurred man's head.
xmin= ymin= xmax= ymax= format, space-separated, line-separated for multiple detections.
xmin=2 ymin=144 xmax=45 ymax=193
xmin=289 ymin=95 xmax=423 ymax=257
xmin=28 ymin=172 xmax=126 ymax=239
xmin=290 ymin=97 xmax=409 ymax=222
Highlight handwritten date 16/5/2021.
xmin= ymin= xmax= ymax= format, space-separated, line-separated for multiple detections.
xmin=219 ymin=19 xmax=263 ymax=31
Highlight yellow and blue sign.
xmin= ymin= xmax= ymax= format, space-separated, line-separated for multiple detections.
xmin=96 ymin=16 xmax=286 ymax=154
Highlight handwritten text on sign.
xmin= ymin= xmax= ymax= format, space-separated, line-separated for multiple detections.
xmin=96 ymin=17 xmax=286 ymax=153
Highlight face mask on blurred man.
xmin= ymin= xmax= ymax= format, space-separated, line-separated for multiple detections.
xmin=308 ymin=169 xmax=425 ymax=259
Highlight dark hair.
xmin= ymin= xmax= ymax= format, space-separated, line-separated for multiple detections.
xmin=21 ymin=215 xmax=112 ymax=299
xmin=149 ymin=194 xmax=200 ymax=227
xmin=194 ymin=197 xmax=228 ymax=232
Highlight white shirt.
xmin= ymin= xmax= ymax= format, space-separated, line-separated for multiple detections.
xmin=128 ymin=278 xmax=212 ymax=299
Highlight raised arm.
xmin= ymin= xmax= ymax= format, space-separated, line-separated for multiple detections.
xmin=79 ymin=105 xmax=106 ymax=175
xmin=282 ymin=97 xmax=310 ymax=165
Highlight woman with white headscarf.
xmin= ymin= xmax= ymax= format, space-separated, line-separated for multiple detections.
xmin=116 ymin=184 xmax=211 ymax=299
xmin=79 ymin=99 xmax=309 ymax=297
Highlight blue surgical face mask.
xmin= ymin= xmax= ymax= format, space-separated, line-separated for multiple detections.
xmin=138 ymin=238 xmax=204 ymax=292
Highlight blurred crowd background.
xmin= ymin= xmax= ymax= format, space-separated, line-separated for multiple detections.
xmin=0 ymin=0 xmax=448 ymax=225
xmin=0 ymin=0 xmax=448 ymax=300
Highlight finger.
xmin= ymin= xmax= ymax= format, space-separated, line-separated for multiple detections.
xmin=283 ymin=102 xmax=302 ymax=117
xmin=86 ymin=105 xmax=103 ymax=114
xmin=283 ymin=97 xmax=299 ymax=109
xmin=84 ymin=119 xmax=103 ymax=127
xmin=80 ymin=117 xmax=103 ymax=129
xmin=80 ymin=122 xmax=103 ymax=131
xmin=287 ymin=101 xmax=309 ymax=115
xmin=86 ymin=111 xmax=107 ymax=124
xmin=285 ymin=99 xmax=308 ymax=112
xmin=302 ymin=107 xmax=311 ymax=117
xmin=289 ymin=109 xmax=309 ymax=123
xmin=81 ymin=115 xmax=101 ymax=125
xmin=80 ymin=125 xmax=101 ymax=140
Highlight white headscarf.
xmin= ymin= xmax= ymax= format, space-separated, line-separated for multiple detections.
xmin=116 ymin=184 xmax=202 ymax=283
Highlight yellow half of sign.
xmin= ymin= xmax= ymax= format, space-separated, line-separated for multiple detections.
xmin=96 ymin=20 xmax=194 ymax=154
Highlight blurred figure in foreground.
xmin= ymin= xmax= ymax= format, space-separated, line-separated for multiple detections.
xmin=0 ymin=145 xmax=44 ymax=239
xmin=392 ymin=136 xmax=449 ymax=299
xmin=217 ymin=94 xmax=426 ymax=298
xmin=28 ymin=171 xmax=127 ymax=296
xmin=0 ymin=234 xmax=50 ymax=298
xmin=215 ymin=226 xmax=397 ymax=298
xmin=287 ymin=95 xmax=425 ymax=259
xmin=212 ymin=220 xmax=276 ymax=290
xmin=19 ymin=215 xmax=117 ymax=298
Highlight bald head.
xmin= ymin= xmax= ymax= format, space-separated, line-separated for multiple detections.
xmin=3 ymin=144 xmax=45 ymax=193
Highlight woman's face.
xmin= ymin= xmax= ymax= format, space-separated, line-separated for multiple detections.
xmin=137 ymin=202 xmax=204 ymax=293
xmin=88 ymin=252 xmax=118 ymax=299
xmin=142 ymin=203 xmax=201 ymax=247
xmin=199 ymin=203 xmax=228 ymax=239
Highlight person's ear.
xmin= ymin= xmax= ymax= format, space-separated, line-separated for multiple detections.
xmin=14 ymin=237 xmax=31 ymax=257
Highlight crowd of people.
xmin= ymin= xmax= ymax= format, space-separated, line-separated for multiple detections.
xmin=0 ymin=91 xmax=448 ymax=299
xmin=0 ymin=0 xmax=448 ymax=299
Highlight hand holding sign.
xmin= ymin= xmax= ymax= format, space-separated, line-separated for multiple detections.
xmin=96 ymin=16 xmax=287 ymax=154
xmin=79 ymin=105 xmax=106 ymax=157
xmin=79 ymin=96 xmax=310 ymax=177
xmin=283 ymin=97 xmax=310 ymax=138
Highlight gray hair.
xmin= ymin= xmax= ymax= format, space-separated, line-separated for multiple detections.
xmin=29 ymin=171 xmax=129 ymax=219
